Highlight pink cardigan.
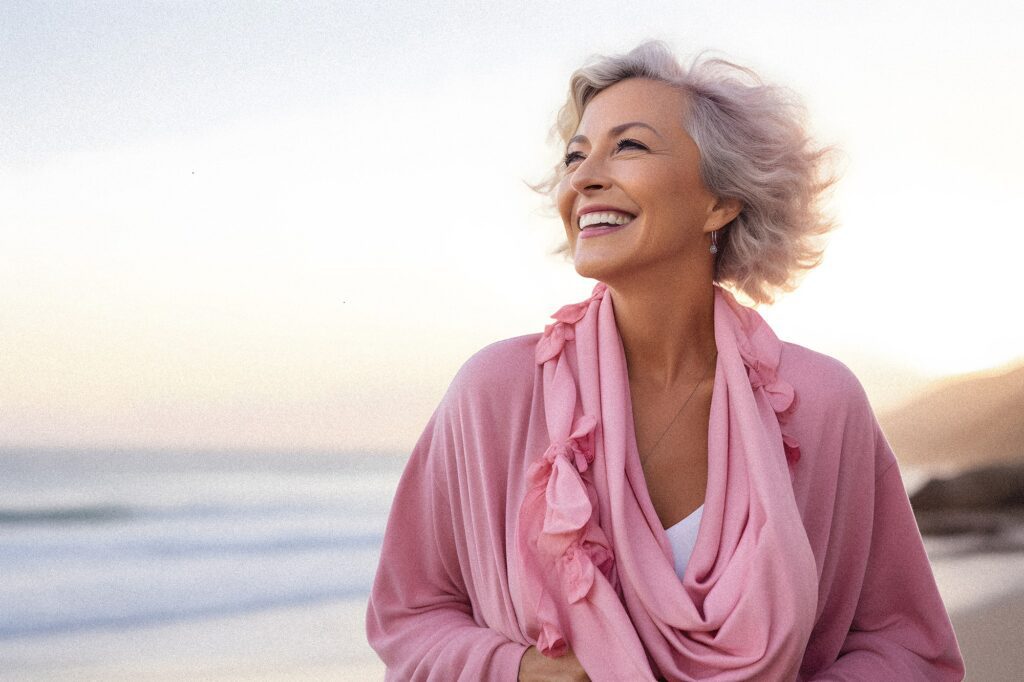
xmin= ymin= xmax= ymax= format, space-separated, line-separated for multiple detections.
xmin=366 ymin=283 xmax=965 ymax=680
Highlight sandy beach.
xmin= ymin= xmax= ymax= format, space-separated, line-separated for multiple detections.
xmin=929 ymin=549 xmax=1024 ymax=681
xmin=0 ymin=598 xmax=385 ymax=682
xmin=950 ymin=590 xmax=1024 ymax=682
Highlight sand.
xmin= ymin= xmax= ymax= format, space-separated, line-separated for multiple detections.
xmin=950 ymin=589 xmax=1024 ymax=682
xmin=0 ymin=598 xmax=385 ymax=681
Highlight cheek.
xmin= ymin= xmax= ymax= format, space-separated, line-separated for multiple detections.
xmin=555 ymin=182 xmax=575 ymax=232
xmin=653 ymin=172 xmax=705 ymax=221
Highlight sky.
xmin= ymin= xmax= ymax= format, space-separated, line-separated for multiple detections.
xmin=2 ymin=1 xmax=1022 ymax=453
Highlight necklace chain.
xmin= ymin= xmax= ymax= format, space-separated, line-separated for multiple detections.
xmin=638 ymin=366 xmax=713 ymax=468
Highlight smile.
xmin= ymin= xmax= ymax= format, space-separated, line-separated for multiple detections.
xmin=578 ymin=210 xmax=636 ymax=230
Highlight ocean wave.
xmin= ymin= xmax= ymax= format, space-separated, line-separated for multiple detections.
xmin=0 ymin=529 xmax=384 ymax=562
xmin=0 ymin=587 xmax=371 ymax=640
xmin=0 ymin=505 xmax=133 ymax=524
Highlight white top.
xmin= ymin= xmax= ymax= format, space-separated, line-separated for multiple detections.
xmin=665 ymin=504 xmax=704 ymax=580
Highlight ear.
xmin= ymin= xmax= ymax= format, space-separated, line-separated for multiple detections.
xmin=704 ymin=197 xmax=743 ymax=233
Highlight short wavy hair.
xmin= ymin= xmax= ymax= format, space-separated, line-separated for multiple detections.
xmin=533 ymin=40 xmax=841 ymax=304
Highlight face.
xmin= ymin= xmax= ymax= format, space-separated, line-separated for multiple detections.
xmin=556 ymin=78 xmax=739 ymax=284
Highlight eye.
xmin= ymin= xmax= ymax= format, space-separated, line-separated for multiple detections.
xmin=563 ymin=150 xmax=585 ymax=167
xmin=616 ymin=138 xmax=648 ymax=151
xmin=562 ymin=138 xmax=649 ymax=168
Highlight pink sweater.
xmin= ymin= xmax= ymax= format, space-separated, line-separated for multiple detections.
xmin=366 ymin=283 xmax=965 ymax=680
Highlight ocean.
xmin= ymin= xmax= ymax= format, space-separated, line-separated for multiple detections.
xmin=0 ymin=448 xmax=405 ymax=678
xmin=1 ymin=448 xmax=1019 ymax=679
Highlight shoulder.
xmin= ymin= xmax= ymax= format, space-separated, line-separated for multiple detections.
xmin=778 ymin=341 xmax=873 ymax=423
xmin=445 ymin=333 xmax=543 ymax=406
xmin=778 ymin=341 xmax=897 ymax=473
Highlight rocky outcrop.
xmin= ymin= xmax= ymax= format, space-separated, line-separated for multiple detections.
xmin=910 ymin=463 xmax=1024 ymax=553
xmin=911 ymin=463 xmax=1024 ymax=512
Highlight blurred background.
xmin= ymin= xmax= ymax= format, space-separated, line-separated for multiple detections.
xmin=2 ymin=1 xmax=1022 ymax=679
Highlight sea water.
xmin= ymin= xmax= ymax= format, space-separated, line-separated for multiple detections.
xmin=0 ymin=448 xmax=404 ymax=645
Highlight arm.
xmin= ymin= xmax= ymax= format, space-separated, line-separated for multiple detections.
xmin=809 ymin=431 xmax=965 ymax=680
xmin=365 ymin=400 xmax=529 ymax=681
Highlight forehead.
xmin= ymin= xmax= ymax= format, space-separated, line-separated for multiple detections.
xmin=575 ymin=78 xmax=689 ymax=138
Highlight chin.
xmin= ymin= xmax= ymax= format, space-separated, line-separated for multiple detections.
xmin=572 ymin=253 xmax=623 ymax=283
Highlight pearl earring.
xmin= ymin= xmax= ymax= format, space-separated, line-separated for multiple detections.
xmin=710 ymin=230 xmax=719 ymax=255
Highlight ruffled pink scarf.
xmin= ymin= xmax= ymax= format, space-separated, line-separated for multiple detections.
xmin=514 ymin=282 xmax=819 ymax=681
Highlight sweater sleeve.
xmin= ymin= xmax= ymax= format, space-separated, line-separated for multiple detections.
xmin=809 ymin=425 xmax=966 ymax=680
xmin=365 ymin=391 xmax=529 ymax=681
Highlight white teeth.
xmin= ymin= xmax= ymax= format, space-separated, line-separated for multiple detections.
xmin=579 ymin=211 xmax=635 ymax=229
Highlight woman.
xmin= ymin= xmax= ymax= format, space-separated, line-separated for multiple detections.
xmin=366 ymin=41 xmax=965 ymax=681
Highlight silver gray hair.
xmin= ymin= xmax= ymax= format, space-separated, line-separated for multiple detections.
xmin=535 ymin=40 xmax=841 ymax=304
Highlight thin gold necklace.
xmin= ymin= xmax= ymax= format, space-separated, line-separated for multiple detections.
xmin=638 ymin=368 xmax=712 ymax=468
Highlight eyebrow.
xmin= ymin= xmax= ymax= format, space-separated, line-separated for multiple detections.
xmin=567 ymin=121 xmax=664 ymax=148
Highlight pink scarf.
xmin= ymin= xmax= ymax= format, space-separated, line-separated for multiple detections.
xmin=514 ymin=282 xmax=819 ymax=680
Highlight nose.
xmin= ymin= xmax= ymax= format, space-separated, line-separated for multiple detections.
xmin=568 ymin=153 xmax=611 ymax=194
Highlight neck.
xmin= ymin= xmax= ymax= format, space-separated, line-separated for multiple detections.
xmin=606 ymin=261 xmax=717 ymax=390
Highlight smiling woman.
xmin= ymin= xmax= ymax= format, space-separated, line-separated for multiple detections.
xmin=542 ymin=44 xmax=838 ymax=306
xmin=555 ymin=79 xmax=739 ymax=298
xmin=366 ymin=41 xmax=965 ymax=681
